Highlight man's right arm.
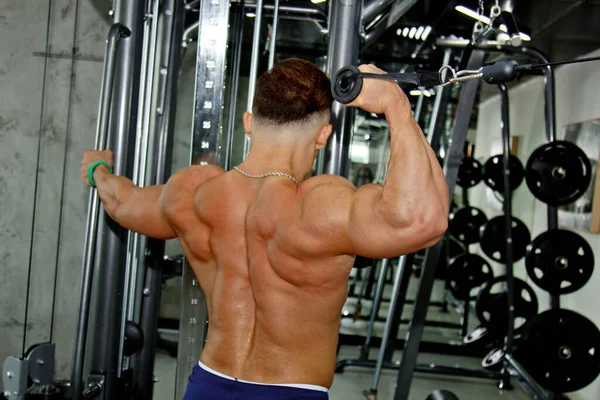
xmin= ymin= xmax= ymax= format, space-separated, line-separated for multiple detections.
xmin=301 ymin=65 xmax=448 ymax=259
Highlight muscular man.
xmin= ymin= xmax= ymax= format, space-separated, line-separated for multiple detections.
xmin=80 ymin=58 xmax=448 ymax=399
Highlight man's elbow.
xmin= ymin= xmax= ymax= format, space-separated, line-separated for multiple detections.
xmin=427 ymin=211 xmax=448 ymax=242
xmin=414 ymin=206 xmax=448 ymax=247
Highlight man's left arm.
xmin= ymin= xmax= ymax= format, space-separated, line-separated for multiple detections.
xmin=81 ymin=150 xmax=176 ymax=239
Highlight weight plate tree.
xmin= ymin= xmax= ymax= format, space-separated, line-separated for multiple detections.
xmin=482 ymin=154 xmax=524 ymax=192
xmin=525 ymin=140 xmax=592 ymax=206
xmin=479 ymin=216 xmax=531 ymax=263
xmin=525 ymin=229 xmax=594 ymax=295
xmin=449 ymin=206 xmax=488 ymax=244
xmin=457 ymin=157 xmax=483 ymax=188
xmin=521 ymin=308 xmax=600 ymax=393
xmin=446 ymin=253 xmax=494 ymax=300
xmin=475 ymin=276 xmax=538 ymax=339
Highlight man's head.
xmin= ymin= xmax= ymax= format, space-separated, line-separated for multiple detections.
xmin=243 ymin=58 xmax=334 ymax=150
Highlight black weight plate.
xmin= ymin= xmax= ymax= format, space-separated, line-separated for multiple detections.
xmin=521 ymin=308 xmax=600 ymax=393
xmin=482 ymin=154 xmax=525 ymax=193
xmin=463 ymin=325 xmax=491 ymax=346
xmin=525 ymin=141 xmax=592 ymax=206
xmin=447 ymin=253 xmax=494 ymax=301
xmin=449 ymin=206 xmax=488 ymax=244
xmin=476 ymin=275 xmax=538 ymax=339
xmin=525 ymin=229 xmax=594 ymax=295
xmin=457 ymin=157 xmax=483 ymax=188
xmin=480 ymin=216 xmax=531 ymax=263
xmin=482 ymin=347 xmax=505 ymax=370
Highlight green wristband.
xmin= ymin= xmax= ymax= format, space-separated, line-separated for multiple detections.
xmin=88 ymin=160 xmax=113 ymax=187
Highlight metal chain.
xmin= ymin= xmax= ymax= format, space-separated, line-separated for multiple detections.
xmin=233 ymin=166 xmax=299 ymax=185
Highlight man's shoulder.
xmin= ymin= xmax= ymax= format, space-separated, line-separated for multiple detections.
xmin=169 ymin=165 xmax=225 ymax=187
xmin=298 ymin=174 xmax=357 ymax=204
xmin=301 ymin=174 xmax=355 ymax=192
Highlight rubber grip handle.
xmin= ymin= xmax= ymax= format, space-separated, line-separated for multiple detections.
xmin=332 ymin=65 xmax=363 ymax=104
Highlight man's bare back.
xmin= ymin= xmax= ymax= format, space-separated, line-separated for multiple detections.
xmin=167 ymin=169 xmax=355 ymax=388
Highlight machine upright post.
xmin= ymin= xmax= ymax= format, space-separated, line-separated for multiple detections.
xmin=175 ymin=1 xmax=230 ymax=397
xmin=322 ymin=0 xmax=362 ymax=177
xmin=393 ymin=51 xmax=486 ymax=400
xmin=83 ymin=2 xmax=144 ymax=399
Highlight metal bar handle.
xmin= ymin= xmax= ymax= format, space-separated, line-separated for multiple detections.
xmin=71 ymin=23 xmax=130 ymax=400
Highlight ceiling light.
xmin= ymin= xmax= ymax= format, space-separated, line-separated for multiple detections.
xmin=519 ymin=32 xmax=531 ymax=41
xmin=403 ymin=27 xmax=409 ymax=37
xmin=396 ymin=28 xmax=402 ymax=36
xmin=311 ymin=0 xmax=326 ymax=3
xmin=409 ymin=27 xmax=417 ymax=39
xmin=421 ymin=26 xmax=432 ymax=41
xmin=455 ymin=5 xmax=490 ymax=24
xmin=246 ymin=12 xmax=256 ymax=17
xmin=415 ymin=26 xmax=425 ymax=40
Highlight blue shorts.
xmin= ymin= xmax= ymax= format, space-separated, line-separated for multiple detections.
xmin=182 ymin=361 xmax=329 ymax=400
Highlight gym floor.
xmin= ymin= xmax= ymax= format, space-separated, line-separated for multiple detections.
xmin=153 ymin=275 xmax=531 ymax=399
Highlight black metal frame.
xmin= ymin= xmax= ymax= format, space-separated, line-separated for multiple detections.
xmin=392 ymin=50 xmax=487 ymax=400
xmin=133 ymin=0 xmax=184 ymax=397
xmin=83 ymin=2 xmax=145 ymax=399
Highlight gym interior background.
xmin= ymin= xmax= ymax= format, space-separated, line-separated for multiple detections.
xmin=1 ymin=0 xmax=600 ymax=399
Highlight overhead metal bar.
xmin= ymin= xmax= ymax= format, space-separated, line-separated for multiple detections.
xmin=362 ymin=0 xmax=397 ymax=26
xmin=363 ymin=0 xmax=419 ymax=49
xmin=245 ymin=2 xmax=327 ymax=19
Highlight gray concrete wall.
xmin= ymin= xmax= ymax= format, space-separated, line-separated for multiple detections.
xmin=0 ymin=0 xmax=108 ymax=379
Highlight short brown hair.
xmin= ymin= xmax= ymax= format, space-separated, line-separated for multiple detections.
xmin=252 ymin=58 xmax=333 ymax=124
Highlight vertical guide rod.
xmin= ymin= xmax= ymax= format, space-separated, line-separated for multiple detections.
xmin=393 ymin=50 xmax=484 ymax=400
xmin=175 ymin=0 xmax=230 ymax=397
xmin=520 ymin=47 xmax=560 ymax=310
xmin=71 ymin=23 xmax=130 ymax=400
xmin=371 ymin=256 xmax=407 ymax=390
xmin=224 ymin=0 xmax=245 ymax=171
xmin=323 ymin=0 xmax=362 ymax=177
xmin=268 ymin=0 xmax=280 ymax=69
xmin=243 ymin=0 xmax=264 ymax=159
xmin=134 ymin=0 xmax=183 ymax=396
xmin=498 ymin=83 xmax=514 ymax=389
xmin=426 ymin=48 xmax=452 ymax=150
xmin=361 ymin=259 xmax=390 ymax=359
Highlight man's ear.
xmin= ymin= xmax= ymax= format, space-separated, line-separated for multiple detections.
xmin=316 ymin=123 xmax=333 ymax=150
xmin=243 ymin=112 xmax=252 ymax=138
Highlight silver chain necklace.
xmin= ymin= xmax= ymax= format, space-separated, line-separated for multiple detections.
xmin=233 ymin=166 xmax=299 ymax=185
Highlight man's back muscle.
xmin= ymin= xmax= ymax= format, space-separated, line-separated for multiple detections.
xmin=166 ymin=170 xmax=354 ymax=388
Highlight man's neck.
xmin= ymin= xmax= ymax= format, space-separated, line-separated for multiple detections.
xmin=239 ymin=141 xmax=314 ymax=183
